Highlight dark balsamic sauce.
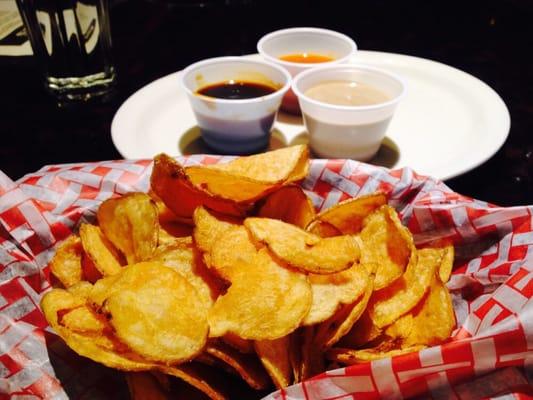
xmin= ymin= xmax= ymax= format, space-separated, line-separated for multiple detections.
xmin=197 ymin=81 xmax=277 ymax=100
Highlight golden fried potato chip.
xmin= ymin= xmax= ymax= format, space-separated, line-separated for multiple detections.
xmin=97 ymin=193 xmax=158 ymax=264
xmin=208 ymin=249 xmax=311 ymax=340
xmin=41 ymin=289 xmax=156 ymax=371
xmin=367 ymin=247 xmax=443 ymax=328
xmin=150 ymin=241 xmax=222 ymax=308
xmin=256 ymin=185 xmax=316 ymax=229
xmin=193 ymin=207 xmax=241 ymax=256
xmin=360 ymin=205 xmax=415 ymax=289
xmin=306 ymin=220 xmax=342 ymax=238
xmin=402 ymin=279 xmax=455 ymax=347
xmin=209 ymin=145 xmax=309 ymax=184
xmin=79 ymin=223 xmax=123 ymax=276
xmin=315 ymin=272 xmax=373 ymax=348
xmin=67 ymin=281 xmax=94 ymax=300
xmin=59 ymin=306 xmax=106 ymax=334
xmin=87 ymin=274 xmax=120 ymax=308
xmin=311 ymin=193 xmax=387 ymax=235
xmin=337 ymin=310 xmax=382 ymax=349
xmin=206 ymin=342 xmax=271 ymax=390
xmin=326 ymin=344 xmax=426 ymax=364
xmin=438 ymin=245 xmax=455 ymax=283
xmin=50 ymin=235 xmax=83 ymax=288
xmin=222 ymin=333 xmax=254 ymax=354
xmin=244 ymin=218 xmax=359 ymax=274
xmin=103 ymin=262 xmax=209 ymax=363
xmin=209 ymin=226 xmax=258 ymax=281
xmin=151 ymin=154 xmax=249 ymax=218
xmin=303 ymin=264 xmax=369 ymax=326
xmin=161 ymin=363 xmax=230 ymax=400
xmin=126 ymin=372 xmax=169 ymax=400
xmin=254 ymin=336 xmax=292 ymax=389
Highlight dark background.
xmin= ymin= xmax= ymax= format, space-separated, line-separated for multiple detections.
xmin=1 ymin=0 xmax=532 ymax=206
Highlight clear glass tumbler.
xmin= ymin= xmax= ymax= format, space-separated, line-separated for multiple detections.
xmin=16 ymin=0 xmax=116 ymax=102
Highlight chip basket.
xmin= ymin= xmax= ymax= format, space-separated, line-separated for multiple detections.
xmin=1 ymin=156 xmax=532 ymax=399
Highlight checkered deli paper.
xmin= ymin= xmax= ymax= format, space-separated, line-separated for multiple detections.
xmin=1 ymin=156 xmax=533 ymax=400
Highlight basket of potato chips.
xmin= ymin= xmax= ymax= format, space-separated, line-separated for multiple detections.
xmin=1 ymin=146 xmax=532 ymax=399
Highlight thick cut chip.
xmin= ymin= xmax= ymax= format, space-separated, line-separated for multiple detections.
xmin=402 ymin=279 xmax=455 ymax=347
xmin=67 ymin=281 xmax=94 ymax=300
xmin=193 ymin=207 xmax=241 ymax=256
xmin=367 ymin=247 xmax=442 ymax=328
xmin=326 ymin=345 xmax=425 ymax=364
xmin=209 ymin=226 xmax=258 ymax=281
xmin=337 ymin=310 xmax=382 ymax=349
xmin=244 ymin=218 xmax=359 ymax=274
xmin=438 ymin=245 xmax=455 ymax=283
xmin=254 ymin=336 xmax=292 ymax=389
xmin=59 ymin=306 xmax=107 ymax=334
xmin=306 ymin=220 xmax=342 ymax=238
xmin=50 ymin=235 xmax=83 ymax=288
xmin=315 ymin=272 xmax=373 ymax=348
xmin=126 ymin=372 xmax=169 ymax=400
xmin=103 ymin=262 xmax=209 ymax=363
xmin=79 ymin=223 xmax=123 ymax=276
xmin=303 ymin=263 xmax=369 ymax=326
xmin=222 ymin=333 xmax=254 ymax=354
xmin=150 ymin=241 xmax=222 ymax=307
xmin=360 ymin=205 xmax=415 ymax=289
xmin=207 ymin=145 xmax=309 ymax=184
xmin=97 ymin=193 xmax=158 ymax=264
xmin=208 ymin=249 xmax=312 ymax=340
xmin=151 ymin=153 xmax=249 ymax=218
xmin=256 ymin=185 xmax=316 ymax=229
xmin=311 ymin=193 xmax=387 ymax=235
xmin=88 ymin=275 xmax=121 ymax=308
xmin=206 ymin=342 xmax=271 ymax=390
xmin=41 ymin=289 xmax=157 ymax=371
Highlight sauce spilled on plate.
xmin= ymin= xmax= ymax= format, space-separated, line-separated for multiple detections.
xmin=304 ymin=80 xmax=389 ymax=106
xmin=197 ymin=80 xmax=277 ymax=100
xmin=279 ymin=53 xmax=334 ymax=63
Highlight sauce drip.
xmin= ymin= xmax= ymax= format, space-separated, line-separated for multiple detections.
xmin=197 ymin=80 xmax=277 ymax=100
xmin=279 ymin=53 xmax=334 ymax=63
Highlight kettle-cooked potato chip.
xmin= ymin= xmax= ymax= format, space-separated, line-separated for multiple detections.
xmin=150 ymin=241 xmax=222 ymax=308
xmin=208 ymin=249 xmax=312 ymax=340
xmin=59 ymin=305 xmax=107 ymax=334
xmin=79 ymin=223 xmax=123 ymax=277
xmin=193 ymin=207 xmax=241 ymax=256
xmin=67 ymin=281 xmax=94 ymax=300
xmin=103 ymin=262 xmax=209 ymax=363
xmin=367 ymin=247 xmax=442 ymax=328
xmin=244 ymin=218 xmax=359 ymax=274
xmin=306 ymin=220 xmax=342 ymax=238
xmin=326 ymin=344 xmax=426 ymax=364
xmin=303 ymin=263 xmax=369 ymax=326
xmin=205 ymin=145 xmax=309 ymax=184
xmin=50 ymin=235 xmax=83 ymax=288
xmin=254 ymin=336 xmax=292 ymax=389
xmin=360 ymin=205 xmax=415 ymax=289
xmin=438 ymin=245 xmax=455 ymax=283
xmin=97 ymin=193 xmax=159 ymax=264
xmin=257 ymin=185 xmax=316 ymax=229
xmin=161 ymin=363 xmax=230 ymax=400
xmin=310 ymin=193 xmax=387 ymax=235
xmin=151 ymin=154 xmax=250 ymax=218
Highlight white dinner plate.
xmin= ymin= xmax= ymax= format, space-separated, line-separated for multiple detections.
xmin=111 ymin=51 xmax=510 ymax=180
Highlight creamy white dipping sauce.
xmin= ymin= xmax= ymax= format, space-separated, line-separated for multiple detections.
xmin=304 ymin=80 xmax=389 ymax=106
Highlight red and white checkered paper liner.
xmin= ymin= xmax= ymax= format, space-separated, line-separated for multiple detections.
xmin=1 ymin=156 xmax=533 ymax=400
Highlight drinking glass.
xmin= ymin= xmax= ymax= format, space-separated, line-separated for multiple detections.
xmin=16 ymin=0 xmax=116 ymax=102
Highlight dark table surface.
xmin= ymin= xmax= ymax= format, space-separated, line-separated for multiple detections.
xmin=1 ymin=0 xmax=532 ymax=206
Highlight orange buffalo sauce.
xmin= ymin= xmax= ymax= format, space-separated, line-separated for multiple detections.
xmin=279 ymin=53 xmax=334 ymax=63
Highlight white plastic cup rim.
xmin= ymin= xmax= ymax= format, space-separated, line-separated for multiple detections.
xmin=292 ymin=64 xmax=407 ymax=112
xmin=180 ymin=56 xmax=292 ymax=105
xmin=257 ymin=27 xmax=357 ymax=69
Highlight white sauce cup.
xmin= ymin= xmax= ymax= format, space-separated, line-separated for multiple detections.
xmin=181 ymin=57 xmax=291 ymax=154
xmin=292 ymin=65 xmax=406 ymax=161
xmin=257 ymin=27 xmax=356 ymax=114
